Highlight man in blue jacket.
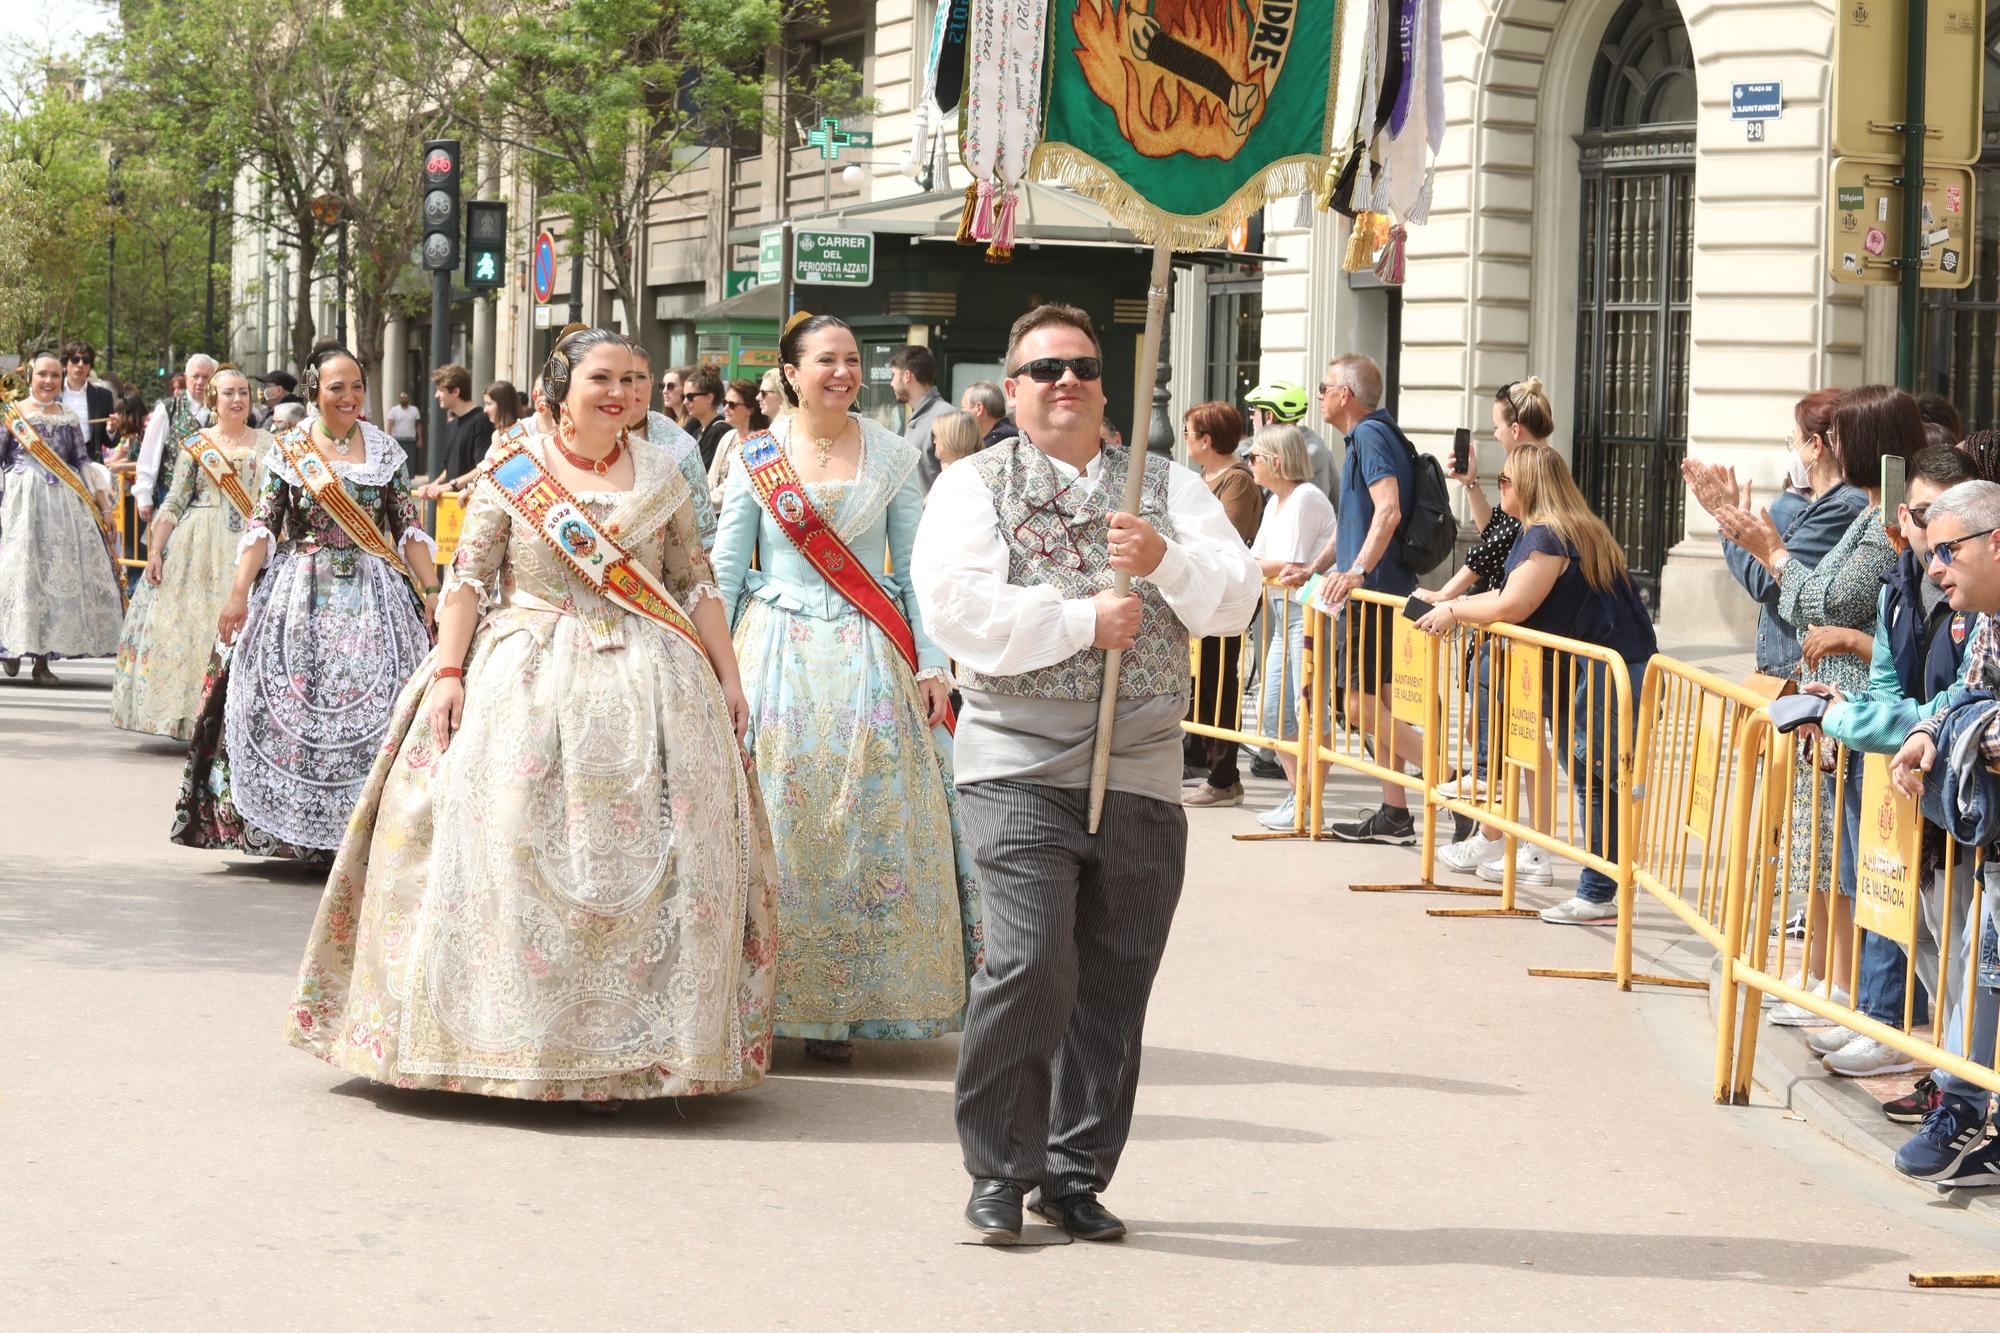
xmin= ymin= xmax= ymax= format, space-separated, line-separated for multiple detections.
xmin=1808 ymin=448 xmax=1974 ymax=1084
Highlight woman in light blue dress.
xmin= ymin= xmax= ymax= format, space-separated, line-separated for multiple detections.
xmin=713 ymin=314 xmax=981 ymax=1063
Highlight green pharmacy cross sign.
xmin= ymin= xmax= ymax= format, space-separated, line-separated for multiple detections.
xmin=806 ymin=117 xmax=873 ymax=161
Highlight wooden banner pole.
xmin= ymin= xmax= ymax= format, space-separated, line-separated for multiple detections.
xmin=1086 ymin=239 xmax=1175 ymax=834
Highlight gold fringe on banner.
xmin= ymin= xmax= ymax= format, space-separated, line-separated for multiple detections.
xmin=954 ymin=181 xmax=980 ymax=246
xmin=1029 ymin=144 xmax=1325 ymax=252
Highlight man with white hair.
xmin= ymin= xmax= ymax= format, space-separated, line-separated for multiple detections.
xmin=961 ymin=380 xmax=1017 ymax=448
xmin=135 ymin=354 xmax=217 ymax=524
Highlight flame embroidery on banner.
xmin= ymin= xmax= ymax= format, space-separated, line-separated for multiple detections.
xmin=1073 ymin=0 xmax=1296 ymax=160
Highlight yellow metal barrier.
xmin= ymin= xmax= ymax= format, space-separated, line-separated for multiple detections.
xmin=1716 ymin=727 xmax=2000 ymax=1105
xmin=1179 ymin=577 xmax=1318 ymax=839
xmin=1339 ymin=603 xmax=1641 ymax=945
xmin=1430 ymin=621 xmax=1635 ymax=930
xmin=1601 ymin=655 xmax=1785 ymax=992
xmin=1308 ymin=589 xmax=1437 ymax=846
xmin=111 ymin=474 xmax=145 ymax=570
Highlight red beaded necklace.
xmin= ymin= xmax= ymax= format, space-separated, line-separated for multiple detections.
xmin=554 ymin=415 xmax=625 ymax=476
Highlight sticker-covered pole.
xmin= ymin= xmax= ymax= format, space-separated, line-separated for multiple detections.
xmin=1086 ymin=240 xmax=1174 ymax=834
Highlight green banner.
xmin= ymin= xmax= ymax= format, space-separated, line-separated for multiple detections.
xmin=1033 ymin=0 xmax=1339 ymax=247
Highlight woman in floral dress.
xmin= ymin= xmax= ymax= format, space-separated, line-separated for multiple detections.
xmin=112 ymin=368 xmax=271 ymax=739
xmin=713 ymin=314 xmax=981 ymax=1065
xmin=288 ymin=327 xmax=777 ymax=1103
xmin=0 ymin=350 xmax=124 ymax=683
xmin=1715 ymin=384 xmax=1921 ymax=1031
xmin=171 ymin=347 xmax=436 ymax=859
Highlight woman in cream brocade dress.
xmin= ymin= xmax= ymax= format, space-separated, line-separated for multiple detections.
xmin=111 ymin=373 xmax=270 ymax=739
xmin=287 ymin=432 xmax=778 ymax=1100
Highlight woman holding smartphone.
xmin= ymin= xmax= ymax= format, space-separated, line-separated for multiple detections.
xmin=1426 ymin=378 xmax=1555 ymax=874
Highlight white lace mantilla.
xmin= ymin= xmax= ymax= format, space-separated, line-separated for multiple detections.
xmin=647 ymin=411 xmax=700 ymax=464
xmin=265 ymin=419 xmax=408 ymax=487
xmin=13 ymin=401 xmax=80 ymax=430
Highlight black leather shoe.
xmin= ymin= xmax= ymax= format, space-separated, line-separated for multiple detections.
xmin=1028 ymin=1190 xmax=1126 ymax=1241
xmin=964 ymin=1179 xmax=1023 ymax=1241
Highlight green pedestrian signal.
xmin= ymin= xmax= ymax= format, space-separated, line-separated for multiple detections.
xmin=463 ymin=200 xmax=507 ymax=290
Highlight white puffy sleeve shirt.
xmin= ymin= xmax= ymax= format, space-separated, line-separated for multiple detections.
xmin=912 ymin=446 xmax=1263 ymax=677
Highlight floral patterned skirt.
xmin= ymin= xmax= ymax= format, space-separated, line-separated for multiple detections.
xmin=0 ymin=468 xmax=124 ymax=659
xmin=734 ymin=596 xmax=982 ymax=1041
xmin=223 ymin=545 xmax=429 ymax=849
xmin=111 ymin=505 xmax=240 ymax=740
xmin=169 ymin=646 xmax=327 ymax=862
xmin=286 ymin=604 xmax=779 ymax=1100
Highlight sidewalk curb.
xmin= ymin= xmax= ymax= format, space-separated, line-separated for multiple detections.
xmin=1703 ymin=954 xmax=2000 ymax=1224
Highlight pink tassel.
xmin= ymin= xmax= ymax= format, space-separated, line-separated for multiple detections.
xmin=1373 ymin=225 xmax=1407 ymax=285
xmin=971 ymin=180 xmax=996 ymax=242
xmin=985 ymin=189 xmax=1018 ymax=263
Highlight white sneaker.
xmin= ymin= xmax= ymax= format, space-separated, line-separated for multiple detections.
xmin=1436 ymin=774 xmax=1487 ymax=801
xmin=1768 ymin=985 xmax=1852 ymax=1027
xmin=1806 ymin=1024 xmax=1855 ymax=1056
xmin=1478 ymin=847 xmax=1553 ymax=886
xmin=1762 ymin=967 xmax=1808 ymax=1009
xmin=1257 ymin=794 xmax=1298 ymax=830
xmin=1438 ymin=832 xmax=1502 ymax=873
xmin=1822 ymin=1035 xmax=1919 ymax=1078
xmin=1539 ymin=896 xmax=1619 ymax=925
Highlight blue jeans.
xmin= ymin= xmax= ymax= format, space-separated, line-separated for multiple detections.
xmin=1471 ymin=640 xmax=1495 ymax=781
xmin=1567 ymin=657 xmax=1644 ymax=905
xmin=1925 ymin=858 xmax=2000 ymax=1106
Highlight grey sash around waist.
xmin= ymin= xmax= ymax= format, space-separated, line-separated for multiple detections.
xmin=951 ymin=688 xmax=1189 ymax=806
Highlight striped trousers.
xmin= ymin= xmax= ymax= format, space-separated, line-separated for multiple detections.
xmin=953 ymin=780 xmax=1187 ymax=1200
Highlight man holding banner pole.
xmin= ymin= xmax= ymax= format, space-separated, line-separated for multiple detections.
xmin=913 ymin=304 xmax=1260 ymax=1242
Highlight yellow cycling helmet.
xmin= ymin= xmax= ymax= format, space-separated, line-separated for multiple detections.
xmin=1244 ymin=380 xmax=1309 ymax=423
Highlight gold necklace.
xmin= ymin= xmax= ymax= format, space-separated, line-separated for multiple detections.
xmin=805 ymin=417 xmax=844 ymax=468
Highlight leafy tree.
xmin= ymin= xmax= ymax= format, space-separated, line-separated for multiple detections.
xmin=113 ymin=0 xmax=349 ymax=373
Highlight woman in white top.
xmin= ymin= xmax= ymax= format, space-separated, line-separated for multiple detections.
xmin=1245 ymin=425 xmax=1336 ymax=823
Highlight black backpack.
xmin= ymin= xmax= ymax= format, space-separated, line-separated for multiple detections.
xmin=1387 ymin=424 xmax=1457 ymax=575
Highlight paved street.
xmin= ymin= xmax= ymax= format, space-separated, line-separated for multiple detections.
xmin=6 ymin=664 xmax=2000 ymax=1328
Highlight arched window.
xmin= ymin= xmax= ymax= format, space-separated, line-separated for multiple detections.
xmin=1919 ymin=11 xmax=2000 ymax=431
xmin=1574 ymin=0 xmax=1696 ymax=606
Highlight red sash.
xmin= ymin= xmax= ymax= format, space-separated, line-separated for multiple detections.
xmin=739 ymin=431 xmax=952 ymax=733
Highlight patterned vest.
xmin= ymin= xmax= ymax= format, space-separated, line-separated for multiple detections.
xmin=154 ymin=393 xmax=203 ymax=507
xmin=957 ymin=438 xmax=1189 ymax=702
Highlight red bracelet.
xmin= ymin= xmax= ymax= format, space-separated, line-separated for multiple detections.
xmin=436 ymin=666 xmax=465 ymax=680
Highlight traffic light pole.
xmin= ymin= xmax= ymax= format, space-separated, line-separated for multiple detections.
xmin=1895 ymin=0 xmax=1927 ymax=391
xmin=428 ymin=269 xmax=450 ymax=480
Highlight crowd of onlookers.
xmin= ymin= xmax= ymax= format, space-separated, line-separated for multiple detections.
xmin=1167 ymin=357 xmax=1655 ymax=936
xmin=1685 ymin=384 xmax=2000 ymax=1188
xmin=1157 ymin=357 xmax=2000 ymax=1187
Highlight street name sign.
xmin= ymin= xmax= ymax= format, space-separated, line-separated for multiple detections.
xmin=793 ymin=229 xmax=875 ymax=286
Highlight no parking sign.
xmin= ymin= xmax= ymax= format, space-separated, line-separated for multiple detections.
xmin=533 ymin=232 xmax=555 ymax=303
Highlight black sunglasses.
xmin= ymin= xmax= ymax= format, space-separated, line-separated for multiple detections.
xmin=63 ymin=355 xmax=90 ymax=365
xmin=1010 ymin=356 xmax=1102 ymax=383
xmin=1934 ymin=527 xmax=1998 ymax=567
